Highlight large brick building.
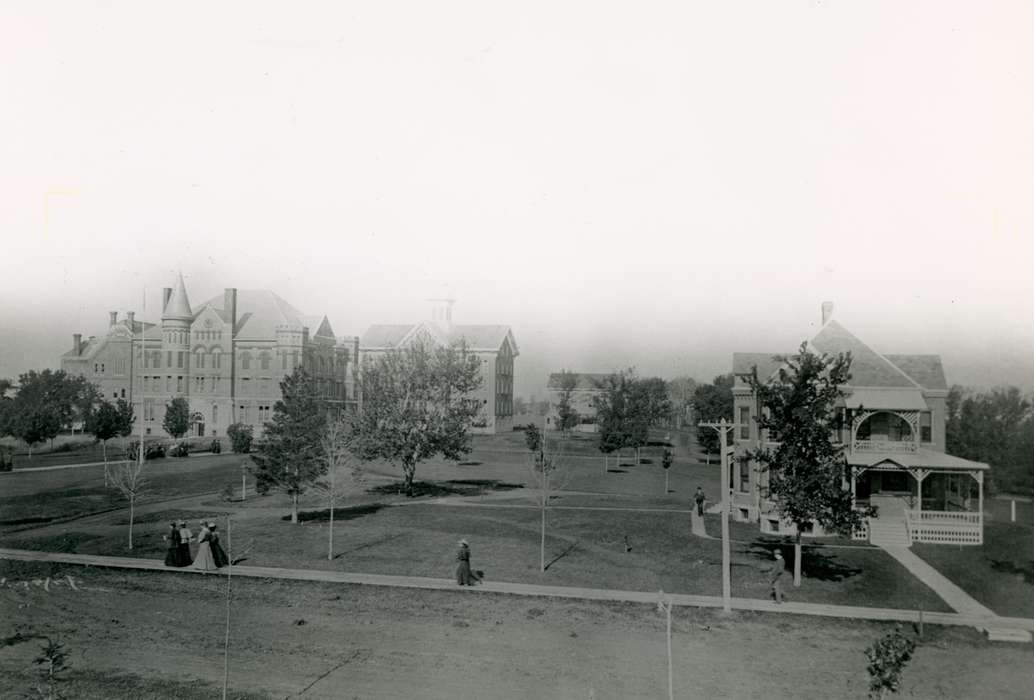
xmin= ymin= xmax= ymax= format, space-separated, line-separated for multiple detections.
xmin=62 ymin=274 xmax=358 ymax=438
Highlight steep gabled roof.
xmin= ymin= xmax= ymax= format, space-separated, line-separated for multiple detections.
xmin=732 ymin=352 xmax=784 ymax=383
xmin=546 ymin=372 xmax=615 ymax=390
xmin=450 ymin=325 xmax=516 ymax=353
xmin=883 ymin=354 xmax=948 ymax=391
xmin=200 ymin=290 xmax=309 ymax=341
xmin=360 ymin=324 xmax=418 ymax=349
xmin=361 ymin=323 xmax=517 ymax=355
xmin=810 ymin=321 xmax=919 ymax=388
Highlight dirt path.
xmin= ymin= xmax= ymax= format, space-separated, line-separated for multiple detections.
xmin=1 ymin=561 xmax=1029 ymax=699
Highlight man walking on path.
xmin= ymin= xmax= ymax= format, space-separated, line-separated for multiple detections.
xmin=694 ymin=487 xmax=706 ymax=516
xmin=770 ymin=550 xmax=787 ymax=603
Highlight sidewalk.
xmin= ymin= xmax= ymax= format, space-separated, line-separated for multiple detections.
xmin=3 ymin=547 xmax=1032 ymax=635
xmin=879 ymin=545 xmax=996 ymax=618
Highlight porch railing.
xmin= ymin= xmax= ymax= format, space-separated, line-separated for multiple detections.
xmin=852 ymin=439 xmax=917 ymax=453
xmin=904 ymin=509 xmax=982 ymax=545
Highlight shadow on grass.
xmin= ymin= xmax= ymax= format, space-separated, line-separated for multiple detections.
xmin=283 ymin=503 xmax=386 ymax=523
xmin=746 ymin=541 xmax=862 ymax=582
xmin=607 ymin=469 xmax=629 ymax=474
xmin=544 ymin=540 xmax=579 ymax=571
xmin=334 ymin=531 xmax=408 ymax=559
xmin=0 ymin=515 xmax=53 ymax=526
xmin=457 ymin=461 xmax=483 ymax=466
xmin=988 ymin=557 xmax=1034 ymax=585
xmin=366 ymin=480 xmax=522 ymax=498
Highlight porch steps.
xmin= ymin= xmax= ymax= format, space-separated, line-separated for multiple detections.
xmin=867 ymin=519 xmax=911 ymax=547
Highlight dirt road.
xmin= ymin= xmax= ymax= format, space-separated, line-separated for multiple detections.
xmin=1 ymin=560 xmax=1030 ymax=699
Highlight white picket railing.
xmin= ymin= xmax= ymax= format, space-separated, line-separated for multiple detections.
xmin=904 ymin=509 xmax=982 ymax=545
xmin=852 ymin=439 xmax=917 ymax=453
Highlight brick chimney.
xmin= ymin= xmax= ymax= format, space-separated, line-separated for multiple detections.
xmin=73 ymin=333 xmax=82 ymax=356
xmin=224 ymin=288 xmax=237 ymax=330
xmin=163 ymin=287 xmax=173 ymax=310
xmin=109 ymin=311 xmax=118 ymax=326
xmin=821 ymin=301 xmax=834 ymax=325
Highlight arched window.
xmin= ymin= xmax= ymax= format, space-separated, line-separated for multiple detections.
xmin=260 ymin=352 xmax=271 ymax=370
xmin=194 ymin=349 xmax=205 ymax=370
xmin=211 ymin=347 xmax=222 ymax=370
xmin=241 ymin=352 xmax=251 ymax=370
xmin=855 ymin=412 xmax=913 ymax=443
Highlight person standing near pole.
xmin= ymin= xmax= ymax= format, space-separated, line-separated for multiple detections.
xmin=770 ymin=550 xmax=787 ymax=603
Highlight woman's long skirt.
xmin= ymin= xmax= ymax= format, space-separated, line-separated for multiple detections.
xmin=210 ymin=539 xmax=229 ymax=568
xmin=176 ymin=542 xmax=193 ymax=567
xmin=456 ymin=560 xmax=474 ymax=585
xmin=164 ymin=543 xmax=179 ymax=567
xmin=193 ymin=542 xmax=217 ymax=572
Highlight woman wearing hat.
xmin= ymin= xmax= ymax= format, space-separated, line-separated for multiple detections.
xmin=770 ymin=550 xmax=787 ymax=603
xmin=455 ymin=539 xmax=476 ymax=586
xmin=163 ymin=522 xmax=181 ymax=567
xmin=176 ymin=521 xmax=194 ymax=566
xmin=192 ymin=520 xmax=217 ymax=573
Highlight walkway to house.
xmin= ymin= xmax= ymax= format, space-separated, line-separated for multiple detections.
xmin=3 ymin=547 xmax=1032 ymax=638
xmin=690 ymin=510 xmax=709 ymax=538
xmin=879 ymin=545 xmax=996 ymax=618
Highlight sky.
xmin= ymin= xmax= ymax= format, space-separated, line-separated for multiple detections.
xmin=2 ymin=1 xmax=1032 ymax=399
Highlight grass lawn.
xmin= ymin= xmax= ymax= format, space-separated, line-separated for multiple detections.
xmin=7 ymin=499 xmax=950 ymax=612
xmin=0 ymin=453 xmax=256 ymax=531
xmin=913 ymin=520 xmax=1034 ymax=618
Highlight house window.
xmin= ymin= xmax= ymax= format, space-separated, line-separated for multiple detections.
xmin=242 ymin=352 xmax=251 ymax=370
xmin=212 ymin=404 xmax=218 ymax=425
xmin=241 ymin=378 xmax=250 ymax=395
xmin=739 ymin=458 xmax=750 ymax=492
xmin=281 ymin=352 xmax=287 ymax=370
xmin=211 ymin=349 xmax=221 ymax=370
xmin=768 ymin=519 xmax=780 ymax=534
xmin=239 ymin=405 xmax=249 ymax=423
xmin=166 ymin=376 xmax=172 ymax=392
xmin=177 ymin=376 xmax=183 ymax=393
xmin=195 ymin=351 xmax=205 ymax=369
xmin=920 ymin=412 xmax=932 ymax=443
xmin=261 ymin=353 xmax=271 ymax=370
xmin=167 ymin=351 xmax=172 ymax=368
xmin=738 ymin=406 xmax=750 ymax=440
xmin=121 ymin=389 xmax=125 ymax=399
xmin=177 ymin=352 xmax=184 ymax=369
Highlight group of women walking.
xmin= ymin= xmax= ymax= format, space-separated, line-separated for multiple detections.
xmin=164 ymin=520 xmax=229 ymax=573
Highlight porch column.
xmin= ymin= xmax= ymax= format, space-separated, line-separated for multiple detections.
xmin=850 ymin=466 xmax=856 ymax=505
xmin=913 ymin=469 xmax=928 ymax=513
xmin=974 ymin=470 xmax=984 ymax=545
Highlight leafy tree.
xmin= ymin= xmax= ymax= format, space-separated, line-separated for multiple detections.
xmin=115 ymin=398 xmax=134 ymax=439
xmin=162 ymin=397 xmax=191 ymax=439
xmin=0 ymin=378 xmax=14 ymax=438
xmin=8 ymin=370 xmax=95 ymax=455
xmin=227 ymin=422 xmax=254 ymax=454
xmin=865 ymin=627 xmax=916 ymax=699
xmin=554 ymin=370 xmax=580 ymax=436
xmin=86 ymin=400 xmax=122 ymax=461
xmin=251 ymin=368 xmax=328 ymax=523
xmin=693 ymin=374 xmax=734 ymax=461
xmin=594 ymin=371 xmax=671 ymax=465
xmin=745 ymin=343 xmax=865 ymax=586
xmin=355 ymin=340 xmax=482 ymax=496
xmin=946 ymin=385 xmax=1033 ymax=495
xmin=666 ymin=376 xmax=697 ymax=428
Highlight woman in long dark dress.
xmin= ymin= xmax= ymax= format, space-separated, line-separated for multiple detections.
xmin=163 ymin=523 xmax=181 ymax=567
xmin=176 ymin=521 xmax=193 ymax=566
xmin=192 ymin=524 xmax=217 ymax=573
xmin=455 ymin=539 xmax=476 ymax=585
xmin=209 ymin=522 xmax=229 ymax=568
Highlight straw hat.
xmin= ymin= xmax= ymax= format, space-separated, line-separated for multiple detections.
xmin=459 ymin=539 xmax=469 ymax=546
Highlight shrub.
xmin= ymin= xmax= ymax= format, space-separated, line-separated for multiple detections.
xmin=865 ymin=627 xmax=916 ymax=699
xmin=171 ymin=442 xmax=190 ymax=458
xmin=210 ymin=439 xmax=222 ymax=454
xmin=227 ymin=422 xmax=254 ymax=454
xmin=145 ymin=443 xmax=167 ymax=460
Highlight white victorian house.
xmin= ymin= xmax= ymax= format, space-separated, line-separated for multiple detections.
xmin=731 ymin=304 xmax=988 ymax=547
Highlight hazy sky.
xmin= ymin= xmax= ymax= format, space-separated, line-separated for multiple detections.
xmin=2 ymin=1 xmax=1032 ymax=398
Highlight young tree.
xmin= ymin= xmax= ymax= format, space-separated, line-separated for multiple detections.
xmin=745 ymin=343 xmax=865 ymax=586
xmin=661 ymin=448 xmax=674 ymax=494
xmin=594 ymin=371 xmax=632 ymax=470
xmin=693 ymin=374 xmax=734 ymax=463
xmin=554 ymin=370 xmax=580 ymax=436
xmin=87 ymin=400 xmax=122 ymax=462
xmin=227 ymin=422 xmax=254 ymax=454
xmin=355 ymin=340 xmax=482 ymax=496
xmin=251 ymin=368 xmax=328 ymax=523
xmin=163 ymin=397 xmax=191 ymax=439
xmin=318 ymin=414 xmax=364 ymax=560
xmin=106 ymin=456 xmax=148 ymax=549
xmin=524 ymin=424 xmax=567 ymax=573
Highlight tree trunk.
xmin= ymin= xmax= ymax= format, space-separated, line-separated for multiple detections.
xmin=328 ymin=494 xmax=335 ymax=561
xmin=794 ymin=533 xmax=802 ymax=587
xmin=291 ymin=493 xmax=299 ymax=524
xmin=540 ymin=502 xmax=546 ymax=573
xmin=404 ymin=461 xmax=416 ymax=497
xmin=102 ymin=441 xmax=107 ymax=462
xmin=128 ymin=495 xmax=135 ymax=550
xmin=241 ymin=470 xmax=246 ymax=502
xmin=665 ymin=470 xmax=670 ymax=494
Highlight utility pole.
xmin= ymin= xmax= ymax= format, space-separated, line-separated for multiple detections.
xmin=697 ymin=417 xmax=737 ymax=613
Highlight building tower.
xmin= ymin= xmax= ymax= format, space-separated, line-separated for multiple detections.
xmin=161 ymin=273 xmax=194 ymax=397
